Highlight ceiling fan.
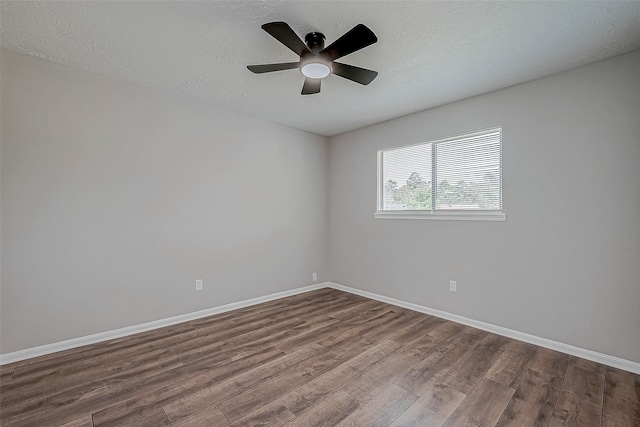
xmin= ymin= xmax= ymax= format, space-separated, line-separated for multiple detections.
xmin=247 ymin=22 xmax=378 ymax=95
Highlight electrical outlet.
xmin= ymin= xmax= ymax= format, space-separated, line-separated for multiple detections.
xmin=312 ymin=272 xmax=317 ymax=282
xmin=449 ymin=280 xmax=457 ymax=292
xmin=196 ymin=279 xmax=203 ymax=291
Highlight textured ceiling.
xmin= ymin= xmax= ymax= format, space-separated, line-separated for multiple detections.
xmin=2 ymin=1 xmax=640 ymax=136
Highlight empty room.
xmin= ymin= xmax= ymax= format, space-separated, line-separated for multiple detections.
xmin=1 ymin=1 xmax=639 ymax=426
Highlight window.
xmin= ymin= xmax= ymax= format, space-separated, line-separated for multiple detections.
xmin=376 ymin=128 xmax=505 ymax=221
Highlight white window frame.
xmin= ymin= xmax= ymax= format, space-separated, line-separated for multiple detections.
xmin=375 ymin=128 xmax=506 ymax=221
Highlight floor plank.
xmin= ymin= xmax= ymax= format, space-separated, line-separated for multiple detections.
xmin=217 ymin=346 xmax=351 ymax=423
xmin=496 ymin=368 xmax=564 ymax=427
xmin=442 ymin=378 xmax=515 ymax=427
xmin=440 ymin=333 xmax=510 ymax=394
xmin=337 ymin=384 xmax=418 ymax=427
xmin=561 ymin=365 xmax=605 ymax=403
xmin=389 ymin=381 xmax=466 ymax=427
xmin=93 ymin=406 xmax=172 ymax=427
xmin=602 ymin=366 xmax=640 ymax=427
xmin=229 ymin=399 xmax=295 ymax=427
xmin=484 ymin=340 xmax=538 ymax=389
xmin=285 ymin=390 xmax=359 ymax=426
xmin=279 ymin=340 xmax=402 ymax=416
xmin=169 ymin=405 xmax=230 ymax=427
xmin=529 ymin=348 xmax=571 ymax=377
xmin=549 ymin=390 xmax=603 ymax=427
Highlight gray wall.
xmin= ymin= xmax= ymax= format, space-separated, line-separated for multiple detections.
xmin=0 ymin=49 xmax=329 ymax=353
xmin=3 ymin=47 xmax=639 ymax=364
xmin=329 ymin=50 xmax=640 ymax=363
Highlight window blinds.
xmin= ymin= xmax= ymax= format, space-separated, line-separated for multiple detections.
xmin=380 ymin=128 xmax=502 ymax=212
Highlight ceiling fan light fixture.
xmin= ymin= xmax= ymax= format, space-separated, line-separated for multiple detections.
xmin=300 ymin=62 xmax=332 ymax=79
xmin=248 ymin=22 xmax=378 ymax=94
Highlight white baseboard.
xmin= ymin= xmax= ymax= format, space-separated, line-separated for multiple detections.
xmin=325 ymin=282 xmax=640 ymax=375
xmin=3 ymin=281 xmax=639 ymax=375
xmin=0 ymin=283 xmax=326 ymax=366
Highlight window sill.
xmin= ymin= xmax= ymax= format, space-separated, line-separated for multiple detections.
xmin=374 ymin=211 xmax=506 ymax=221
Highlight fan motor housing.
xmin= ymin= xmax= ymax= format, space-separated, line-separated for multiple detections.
xmin=304 ymin=32 xmax=326 ymax=53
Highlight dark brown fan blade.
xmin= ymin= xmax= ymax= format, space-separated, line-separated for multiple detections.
xmin=262 ymin=22 xmax=311 ymax=57
xmin=247 ymin=62 xmax=300 ymax=73
xmin=301 ymin=78 xmax=321 ymax=95
xmin=320 ymin=24 xmax=377 ymax=61
xmin=331 ymin=62 xmax=378 ymax=85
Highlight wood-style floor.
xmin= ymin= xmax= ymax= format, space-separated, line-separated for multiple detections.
xmin=1 ymin=288 xmax=638 ymax=426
